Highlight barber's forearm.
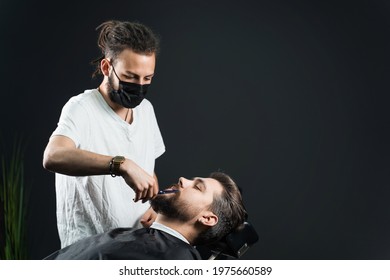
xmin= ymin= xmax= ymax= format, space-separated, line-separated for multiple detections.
xmin=43 ymin=146 xmax=112 ymax=176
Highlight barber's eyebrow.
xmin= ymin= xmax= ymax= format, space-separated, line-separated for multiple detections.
xmin=124 ymin=70 xmax=154 ymax=78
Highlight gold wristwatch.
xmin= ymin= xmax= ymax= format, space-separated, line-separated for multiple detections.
xmin=109 ymin=156 xmax=125 ymax=177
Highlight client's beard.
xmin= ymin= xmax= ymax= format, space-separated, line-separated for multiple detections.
xmin=151 ymin=188 xmax=196 ymax=223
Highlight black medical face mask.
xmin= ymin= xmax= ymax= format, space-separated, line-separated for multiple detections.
xmin=109 ymin=65 xmax=149 ymax=109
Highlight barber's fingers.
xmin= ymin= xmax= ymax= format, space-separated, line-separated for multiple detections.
xmin=146 ymin=179 xmax=158 ymax=199
xmin=142 ymin=184 xmax=157 ymax=203
xmin=141 ymin=178 xmax=158 ymax=203
xmin=133 ymin=186 xmax=146 ymax=202
xmin=152 ymin=180 xmax=159 ymax=197
xmin=134 ymin=189 xmax=142 ymax=202
xmin=122 ymin=159 xmax=156 ymax=202
xmin=141 ymin=188 xmax=149 ymax=202
xmin=140 ymin=188 xmax=151 ymax=203
xmin=133 ymin=183 xmax=146 ymax=202
xmin=135 ymin=178 xmax=156 ymax=202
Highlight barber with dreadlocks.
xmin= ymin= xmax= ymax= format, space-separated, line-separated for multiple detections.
xmin=43 ymin=20 xmax=165 ymax=248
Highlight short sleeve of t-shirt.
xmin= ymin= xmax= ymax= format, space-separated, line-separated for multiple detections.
xmin=149 ymin=104 xmax=165 ymax=159
xmin=51 ymin=95 xmax=90 ymax=147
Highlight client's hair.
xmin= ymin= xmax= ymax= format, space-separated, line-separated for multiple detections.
xmin=194 ymin=172 xmax=247 ymax=245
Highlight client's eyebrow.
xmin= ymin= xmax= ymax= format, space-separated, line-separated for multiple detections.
xmin=193 ymin=178 xmax=206 ymax=191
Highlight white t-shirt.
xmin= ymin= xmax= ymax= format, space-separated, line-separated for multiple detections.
xmin=51 ymin=89 xmax=165 ymax=248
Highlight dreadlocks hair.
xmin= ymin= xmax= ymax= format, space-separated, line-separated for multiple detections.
xmin=91 ymin=20 xmax=160 ymax=78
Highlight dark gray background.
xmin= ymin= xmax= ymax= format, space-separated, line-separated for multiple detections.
xmin=1 ymin=0 xmax=389 ymax=259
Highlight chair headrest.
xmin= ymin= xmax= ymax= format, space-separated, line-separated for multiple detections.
xmin=206 ymin=221 xmax=259 ymax=259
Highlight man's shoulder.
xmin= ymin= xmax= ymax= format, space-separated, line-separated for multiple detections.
xmin=137 ymin=98 xmax=155 ymax=112
xmin=62 ymin=89 xmax=101 ymax=112
xmin=67 ymin=89 xmax=99 ymax=103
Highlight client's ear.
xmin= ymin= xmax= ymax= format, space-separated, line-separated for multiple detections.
xmin=198 ymin=211 xmax=218 ymax=227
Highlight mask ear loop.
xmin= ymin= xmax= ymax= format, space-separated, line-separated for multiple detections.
xmin=110 ymin=63 xmax=121 ymax=81
xmin=109 ymin=61 xmax=123 ymax=90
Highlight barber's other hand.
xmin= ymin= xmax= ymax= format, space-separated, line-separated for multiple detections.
xmin=140 ymin=207 xmax=157 ymax=228
xmin=120 ymin=159 xmax=157 ymax=202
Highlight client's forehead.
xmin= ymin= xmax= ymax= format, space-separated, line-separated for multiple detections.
xmin=195 ymin=177 xmax=224 ymax=195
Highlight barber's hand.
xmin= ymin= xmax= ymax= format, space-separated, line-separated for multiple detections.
xmin=120 ymin=159 xmax=158 ymax=202
xmin=140 ymin=207 xmax=157 ymax=228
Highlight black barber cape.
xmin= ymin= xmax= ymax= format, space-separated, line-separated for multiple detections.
xmin=44 ymin=227 xmax=201 ymax=260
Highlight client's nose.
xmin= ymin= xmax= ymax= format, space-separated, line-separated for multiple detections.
xmin=178 ymin=177 xmax=192 ymax=188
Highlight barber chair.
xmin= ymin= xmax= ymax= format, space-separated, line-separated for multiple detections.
xmin=197 ymin=221 xmax=259 ymax=260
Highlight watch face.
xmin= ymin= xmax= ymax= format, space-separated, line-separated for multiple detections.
xmin=110 ymin=156 xmax=125 ymax=177
xmin=114 ymin=156 xmax=125 ymax=164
